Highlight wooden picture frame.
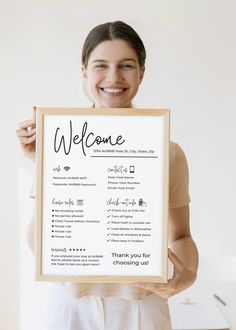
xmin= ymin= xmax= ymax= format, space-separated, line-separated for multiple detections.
xmin=35 ymin=108 xmax=170 ymax=283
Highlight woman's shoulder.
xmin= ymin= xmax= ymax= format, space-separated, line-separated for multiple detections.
xmin=169 ymin=140 xmax=189 ymax=179
xmin=169 ymin=141 xmax=190 ymax=207
xmin=169 ymin=141 xmax=187 ymax=164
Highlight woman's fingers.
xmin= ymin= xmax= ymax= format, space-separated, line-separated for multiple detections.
xmin=132 ymin=251 xmax=194 ymax=299
xmin=20 ymin=135 xmax=36 ymax=145
xmin=18 ymin=118 xmax=36 ymax=130
xmin=16 ymin=107 xmax=37 ymax=160
xmin=132 ymin=281 xmax=176 ymax=299
xmin=17 ymin=106 xmax=36 ymax=133
xmin=16 ymin=128 xmax=36 ymax=138
xmin=132 ymin=281 xmax=170 ymax=292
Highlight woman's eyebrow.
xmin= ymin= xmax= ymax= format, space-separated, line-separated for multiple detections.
xmin=91 ymin=59 xmax=109 ymax=63
xmin=121 ymin=58 xmax=137 ymax=63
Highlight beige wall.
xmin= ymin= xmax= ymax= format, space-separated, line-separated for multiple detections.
xmin=1 ymin=0 xmax=236 ymax=329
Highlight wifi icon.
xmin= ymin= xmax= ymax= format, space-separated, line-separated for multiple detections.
xmin=63 ymin=166 xmax=71 ymax=172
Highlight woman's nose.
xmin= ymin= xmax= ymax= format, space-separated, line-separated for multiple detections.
xmin=106 ymin=68 xmax=123 ymax=83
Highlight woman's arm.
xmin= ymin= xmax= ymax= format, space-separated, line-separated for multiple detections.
xmin=168 ymin=205 xmax=199 ymax=293
xmin=132 ymin=205 xmax=199 ymax=298
xmin=169 ymin=205 xmax=198 ymax=274
xmin=16 ymin=107 xmax=37 ymax=254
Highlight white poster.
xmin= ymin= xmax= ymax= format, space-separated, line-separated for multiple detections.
xmin=36 ymin=108 xmax=169 ymax=283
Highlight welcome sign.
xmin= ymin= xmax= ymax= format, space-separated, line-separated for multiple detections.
xmin=35 ymin=108 xmax=170 ymax=283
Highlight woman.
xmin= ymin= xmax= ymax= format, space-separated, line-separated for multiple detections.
xmin=17 ymin=21 xmax=198 ymax=330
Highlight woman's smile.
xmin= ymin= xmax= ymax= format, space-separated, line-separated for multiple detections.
xmin=99 ymin=87 xmax=128 ymax=96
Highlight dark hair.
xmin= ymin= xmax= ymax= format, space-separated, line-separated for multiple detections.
xmin=81 ymin=21 xmax=146 ymax=68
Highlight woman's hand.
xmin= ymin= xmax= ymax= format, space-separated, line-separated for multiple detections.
xmin=16 ymin=106 xmax=36 ymax=160
xmin=131 ymin=249 xmax=196 ymax=299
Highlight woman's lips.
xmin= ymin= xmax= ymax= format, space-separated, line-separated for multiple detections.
xmin=100 ymin=87 xmax=127 ymax=96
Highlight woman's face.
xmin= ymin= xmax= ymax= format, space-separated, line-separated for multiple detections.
xmin=82 ymin=39 xmax=145 ymax=108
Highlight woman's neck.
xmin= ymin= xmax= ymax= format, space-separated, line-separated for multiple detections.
xmin=93 ymin=102 xmax=134 ymax=109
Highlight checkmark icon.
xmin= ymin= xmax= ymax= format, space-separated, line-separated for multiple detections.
xmin=107 ymin=215 xmax=111 ymax=218
xmin=107 ymin=227 xmax=110 ymax=230
xmin=107 ymin=239 xmax=110 ymax=242
xmin=107 ymin=221 xmax=111 ymax=224
xmin=107 ymin=233 xmax=110 ymax=236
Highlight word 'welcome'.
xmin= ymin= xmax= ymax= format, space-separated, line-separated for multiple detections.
xmin=54 ymin=120 xmax=125 ymax=156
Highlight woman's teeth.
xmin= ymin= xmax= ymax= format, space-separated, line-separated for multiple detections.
xmin=102 ymin=88 xmax=126 ymax=94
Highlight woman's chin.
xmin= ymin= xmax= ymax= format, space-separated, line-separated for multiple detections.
xmin=95 ymin=99 xmax=131 ymax=109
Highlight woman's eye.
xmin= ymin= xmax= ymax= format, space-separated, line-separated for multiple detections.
xmin=95 ymin=64 xmax=107 ymax=69
xmin=120 ymin=64 xmax=133 ymax=69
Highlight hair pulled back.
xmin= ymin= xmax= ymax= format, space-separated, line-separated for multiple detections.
xmin=82 ymin=21 xmax=146 ymax=68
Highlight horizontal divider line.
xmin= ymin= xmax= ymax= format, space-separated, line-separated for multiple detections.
xmin=90 ymin=156 xmax=158 ymax=158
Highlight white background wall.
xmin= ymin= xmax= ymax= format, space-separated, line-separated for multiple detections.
xmin=1 ymin=0 xmax=236 ymax=329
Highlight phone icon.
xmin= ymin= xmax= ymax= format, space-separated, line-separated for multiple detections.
xmin=130 ymin=166 xmax=135 ymax=173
